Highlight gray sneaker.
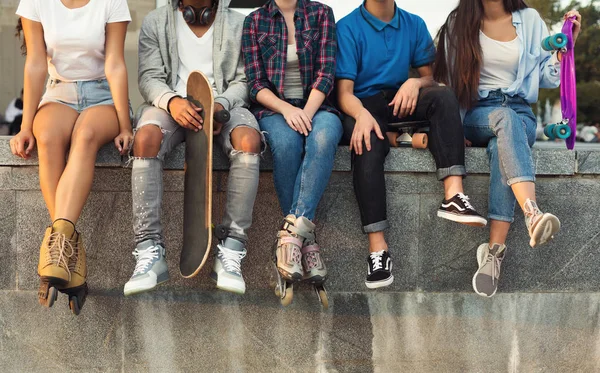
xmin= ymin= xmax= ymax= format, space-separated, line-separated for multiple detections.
xmin=524 ymin=199 xmax=560 ymax=248
xmin=124 ymin=240 xmax=169 ymax=296
xmin=472 ymin=243 xmax=506 ymax=297
xmin=211 ymin=238 xmax=247 ymax=294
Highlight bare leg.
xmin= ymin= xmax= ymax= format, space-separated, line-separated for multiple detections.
xmin=489 ymin=219 xmax=510 ymax=245
xmin=32 ymin=103 xmax=79 ymax=221
xmin=443 ymin=175 xmax=464 ymax=199
xmin=368 ymin=232 xmax=388 ymax=253
xmin=511 ymin=181 xmax=536 ymax=211
xmin=53 ymin=105 xmax=120 ymax=223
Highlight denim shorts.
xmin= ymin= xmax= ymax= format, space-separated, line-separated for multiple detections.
xmin=40 ymin=78 xmax=114 ymax=113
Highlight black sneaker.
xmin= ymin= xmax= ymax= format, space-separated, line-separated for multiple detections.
xmin=437 ymin=193 xmax=487 ymax=227
xmin=365 ymin=250 xmax=394 ymax=289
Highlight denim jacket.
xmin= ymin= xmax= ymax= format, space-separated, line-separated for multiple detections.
xmin=478 ymin=8 xmax=560 ymax=104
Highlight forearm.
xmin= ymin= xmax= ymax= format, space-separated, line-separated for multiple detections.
xmin=338 ymin=91 xmax=366 ymax=120
xmin=21 ymin=62 xmax=47 ymax=131
xmin=106 ymin=62 xmax=131 ymax=131
xmin=256 ymin=88 xmax=291 ymax=114
xmin=303 ymin=89 xmax=326 ymax=119
xmin=415 ymin=75 xmax=436 ymax=89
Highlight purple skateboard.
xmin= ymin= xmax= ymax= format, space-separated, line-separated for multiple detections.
xmin=543 ymin=18 xmax=577 ymax=149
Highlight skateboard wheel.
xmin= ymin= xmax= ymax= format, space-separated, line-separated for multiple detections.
xmin=412 ymin=133 xmax=428 ymax=149
xmin=214 ymin=110 xmax=230 ymax=124
xmin=545 ymin=124 xmax=556 ymax=140
xmin=542 ymin=33 xmax=568 ymax=51
xmin=214 ymin=225 xmax=229 ymax=241
xmin=386 ymin=132 xmax=399 ymax=147
xmin=554 ymin=124 xmax=571 ymax=139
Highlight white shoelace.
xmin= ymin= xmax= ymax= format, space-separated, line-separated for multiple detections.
xmin=219 ymin=246 xmax=246 ymax=275
xmin=132 ymin=246 xmax=160 ymax=276
xmin=370 ymin=251 xmax=384 ymax=271
xmin=46 ymin=232 xmax=74 ymax=280
xmin=458 ymin=193 xmax=474 ymax=210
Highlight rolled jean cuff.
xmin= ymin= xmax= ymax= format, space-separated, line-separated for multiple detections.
xmin=363 ymin=220 xmax=389 ymax=234
xmin=507 ymin=175 xmax=535 ymax=186
xmin=437 ymin=165 xmax=467 ymax=181
xmin=488 ymin=213 xmax=515 ymax=223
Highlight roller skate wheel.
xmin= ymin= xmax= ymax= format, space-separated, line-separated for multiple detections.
xmin=280 ymin=284 xmax=294 ymax=307
xmin=317 ymin=288 xmax=329 ymax=310
xmin=412 ymin=133 xmax=428 ymax=149
xmin=47 ymin=286 xmax=58 ymax=308
xmin=39 ymin=283 xmax=59 ymax=308
xmin=69 ymin=296 xmax=81 ymax=315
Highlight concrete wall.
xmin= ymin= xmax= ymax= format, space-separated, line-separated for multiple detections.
xmin=1 ymin=139 xmax=600 ymax=371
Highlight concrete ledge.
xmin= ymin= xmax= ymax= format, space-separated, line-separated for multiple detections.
xmin=1 ymin=291 xmax=600 ymax=372
xmin=1 ymin=136 xmax=594 ymax=175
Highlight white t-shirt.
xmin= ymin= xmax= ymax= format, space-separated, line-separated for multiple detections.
xmin=174 ymin=10 xmax=216 ymax=97
xmin=283 ymin=44 xmax=303 ymax=100
xmin=5 ymin=98 xmax=23 ymax=123
xmin=479 ymin=31 xmax=520 ymax=92
xmin=16 ymin=0 xmax=131 ymax=82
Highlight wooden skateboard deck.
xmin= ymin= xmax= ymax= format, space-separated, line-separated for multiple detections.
xmin=180 ymin=71 xmax=213 ymax=278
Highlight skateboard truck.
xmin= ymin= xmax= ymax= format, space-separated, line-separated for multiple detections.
xmin=387 ymin=120 xmax=429 ymax=149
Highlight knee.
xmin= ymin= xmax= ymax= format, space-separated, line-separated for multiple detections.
xmin=70 ymin=126 xmax=99 ymax=149
xmin=308 ymin=128 xmax=341 ymax=157
xmin=231 ymin=127 xmax=261 ymax=154
xmin=430 ymin=86 xmax=459 ymax=110
xmin=133 ymin=125 xmax=163 ymax=157
xmin=354 ymin=132 xmax=388 ymax=161
xmin=489 ymin=108 xmax=519 ymax=130
xmin=36 ymin=130 xmax=67 ymax=150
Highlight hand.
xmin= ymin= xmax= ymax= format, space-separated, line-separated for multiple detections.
xmin=9 ymin=129 xmax=35 ymax=159
xmin=281 ymin=105 xmax=312 ymax=136
xmin=169 ymin=97 xmax=203 ymax=132
xmin=114 ymin=129 xmax=133 ymax=155
xmin=350 ymin=108 xmax=384 ymax=155
xmin=389 ymin=78 xmax=421 ymax=118
xmin=565 ymin=10 xmax=582 ymax=44
xmin=465 ymin=138 xmax=472 ymax=147
xmin=213 ymin=103 xmax=225 ymax=136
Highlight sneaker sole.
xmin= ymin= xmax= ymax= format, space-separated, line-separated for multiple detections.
xmin=437 ymin=210 xmax=488 ymax=227
xmin=123 ymin=273 xmax=169 ymax=297
xmin=365 ymin=275 xmax=394 ymax=289
xmin=472 ymin=244 xmax=499 ymax=298
xmin=530 ymin=214 xmax=561 ymax=248
xmin=210 ymin=271 xmax=246 ymax=295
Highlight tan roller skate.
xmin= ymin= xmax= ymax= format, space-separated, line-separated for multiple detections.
xmin=37 ymin=219 xmax=76 ymax=308
xmin=60 ymin=231 xmax=88 ymax=315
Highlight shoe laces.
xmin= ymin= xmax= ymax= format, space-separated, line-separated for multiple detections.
xmin=524 ymin=199 xmax=543 ymax=231
xmin=132 ymin=246 xmax=160 ymax=276
xmin=485 ymin=252 xmax=504 ymax=285
xmin=457 ymin=193 xmax=474 ymax=210
xmin=370 ymin=251 xmax=385 ymax=271
xmin=218 ymin=246 xmax=246 ymax=275
xmin=46 ymin=232 xmax=74 ymax=279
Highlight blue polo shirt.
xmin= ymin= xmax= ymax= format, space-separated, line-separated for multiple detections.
xmin=336 ymin=4 xmax=435 ymax=99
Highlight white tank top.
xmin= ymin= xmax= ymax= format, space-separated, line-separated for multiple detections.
xmin=478 ymin=31 xmax=520 ymax=92
xmin=284 ymin=44 xmax=304 ymax=100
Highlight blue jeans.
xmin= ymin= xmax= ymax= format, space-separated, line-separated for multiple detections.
xmin=463 ymin=91 xmax=537 ymax=223
xmin=260 ymin=110 xmax=343 ymax=221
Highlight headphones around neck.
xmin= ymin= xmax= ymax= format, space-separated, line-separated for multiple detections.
xmin=179 ymin=1 xmax=216 ymax=26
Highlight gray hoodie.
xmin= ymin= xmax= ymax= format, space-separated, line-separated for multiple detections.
xmin=137 ymin=0 xmax=248 ymax=113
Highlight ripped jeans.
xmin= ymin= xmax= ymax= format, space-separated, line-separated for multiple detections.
xmin=259 ymin=110 xmax=342 ymax=221
xmin=131 ymin=105 xmax=263 ymax=246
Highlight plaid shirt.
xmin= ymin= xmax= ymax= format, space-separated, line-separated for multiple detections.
xmin=242 ymin=0 xmax=339 ymax=119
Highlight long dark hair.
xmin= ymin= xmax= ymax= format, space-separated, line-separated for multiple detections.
xmin=433 ymin=0 xmax=529 ymax=108
xmin=15 ymin=18 xmax=26 ymax=55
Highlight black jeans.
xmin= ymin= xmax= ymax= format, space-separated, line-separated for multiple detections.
xmin=342 ymin=86 xmax=466 ymax=233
